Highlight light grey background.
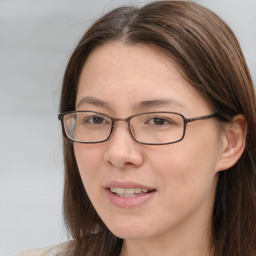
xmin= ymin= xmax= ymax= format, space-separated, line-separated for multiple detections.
xmin=1 ymin=1 xmax=255 ymax=255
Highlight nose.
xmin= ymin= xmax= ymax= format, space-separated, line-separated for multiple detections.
xmin=103 ymin=122 xmax=144 ymax=169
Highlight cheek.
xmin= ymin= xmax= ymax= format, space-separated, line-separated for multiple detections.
xmin=73 ymin=144 xmax=104 ymax=191
xmin=151 ymin=132 xmax=220 ymax=203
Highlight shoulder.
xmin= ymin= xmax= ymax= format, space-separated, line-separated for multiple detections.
xmin=14 ymin=241 xmax=73 ymax=256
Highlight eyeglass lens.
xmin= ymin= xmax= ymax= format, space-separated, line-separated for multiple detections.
xmin=62 ymin=112 xmax=185 ymax=144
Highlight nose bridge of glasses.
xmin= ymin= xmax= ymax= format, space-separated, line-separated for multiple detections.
xmin=112 ymin=116 xmax=131 ymax=125
xmin=110 ymin=117 xmax=133 ymax=136
xmin=110 ymin=117 xmax=135 ymax=140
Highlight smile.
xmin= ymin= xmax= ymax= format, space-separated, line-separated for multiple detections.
xmin=110 ymin=187 xmax=151 ymax=197
xmin=105 ymin=183 xmax=156 ymax=208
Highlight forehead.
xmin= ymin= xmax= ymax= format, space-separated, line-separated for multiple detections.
xmin=76 ymin=42 xmax=210 ymax=116
xmin=80 ymin=41 xmax=182 ymax=85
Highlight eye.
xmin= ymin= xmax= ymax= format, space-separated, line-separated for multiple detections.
xmin=147 ymin=117 xmax=173 ymax=126
xmin=84 ymin=115 xmax=109 ymax=125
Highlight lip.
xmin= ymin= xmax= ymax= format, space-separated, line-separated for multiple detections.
xmin=104 ymin=181 xmax=156 ymax=208
xmin=105 ymin=181 xmax=155 ymax=190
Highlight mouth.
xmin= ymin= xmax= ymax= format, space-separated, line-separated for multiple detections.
xmin=105 ymin=181 xmax=156 ymax=207
xmin=109 ymin=187 xmax=155 ymax=197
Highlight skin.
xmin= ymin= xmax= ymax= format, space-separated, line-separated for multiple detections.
xmin=73 ymin=42 xmax=245 ymax=256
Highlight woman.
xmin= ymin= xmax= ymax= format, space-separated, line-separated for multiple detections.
xmin=16 ymin=1 xmax=256 ymax=255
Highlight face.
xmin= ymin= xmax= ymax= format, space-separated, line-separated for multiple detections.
xmin=74 ymin=42 xmax=224 ymax=242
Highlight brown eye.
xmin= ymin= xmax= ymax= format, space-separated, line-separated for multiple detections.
xmin=147 ymin=117 xmax=173 ymax=126
xmin=84 ymin=116 xmax=108 ymax=125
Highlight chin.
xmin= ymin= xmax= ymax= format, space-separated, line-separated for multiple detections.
xmin=105 ymin=221 xmax=153 ymax=240
xmin=112 ymin=230 xmax=150 ymax=240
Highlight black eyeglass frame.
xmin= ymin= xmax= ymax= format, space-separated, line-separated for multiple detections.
xmin=58 ymin=111 xmax=218 ymax=145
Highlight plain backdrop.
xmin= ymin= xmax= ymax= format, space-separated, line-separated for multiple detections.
xmin=0 ymin=1 xmax=255 ymax=255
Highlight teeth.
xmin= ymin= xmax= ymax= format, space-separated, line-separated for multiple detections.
xmin=116 ymin=188 xmax=124 ymax=194
xmin=134 ymin=188 xmax=141 ymax=193
xmin=110 ymin=187 xmax=118 ymax=193
xmin=123 ymin=188 xmax=134 ymax=195
xmin=110 ymin=187 xmax=149 ymax=195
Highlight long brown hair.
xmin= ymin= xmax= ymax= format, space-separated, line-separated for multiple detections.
xmin=59 ymin=1 xmax=256 ymax=255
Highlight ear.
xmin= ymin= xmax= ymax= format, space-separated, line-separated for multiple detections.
xmin=216 ymin=114 xmax=247 ymax=172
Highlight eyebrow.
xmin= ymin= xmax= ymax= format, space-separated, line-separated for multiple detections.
xmin=76 ymin=96 xmax=111 ymax=109
xmin=76 ymin=96 xmax=185 ymax=111
xmin=134 ymin=98 xmax=186 ymax=110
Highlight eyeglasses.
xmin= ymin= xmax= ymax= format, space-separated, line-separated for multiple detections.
xmin=58 ymin=111 xmax=217 ymax=145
